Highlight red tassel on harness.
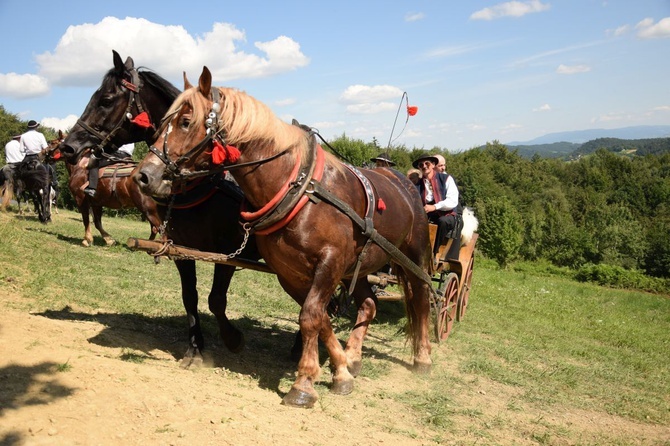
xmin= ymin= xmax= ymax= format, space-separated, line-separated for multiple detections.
xmin=377 ymin=198 xmax=386 ymax=211
xmin=130 ymin=111 xmax=152 ymax=128
xmin=211 ymin=140 xmax=241 ymax=165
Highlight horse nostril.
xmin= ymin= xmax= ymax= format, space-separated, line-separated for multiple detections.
xmin=134 ymin=171 xmax=149 ymax=187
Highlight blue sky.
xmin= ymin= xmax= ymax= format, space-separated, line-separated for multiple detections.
xmin=0 ymin=0 xmax=669 ymax=151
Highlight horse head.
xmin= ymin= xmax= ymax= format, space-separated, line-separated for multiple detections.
xmin=59 ymin=50 xmax=179 ymax=164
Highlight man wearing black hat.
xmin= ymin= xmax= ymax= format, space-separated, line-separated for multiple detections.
xmin=412 ymin=152 xmax=463 ymax=260
xmin=369 ymin=153 xmax=396 ymax=168
xmin=19 ymin=120 xmax=48 ymax=161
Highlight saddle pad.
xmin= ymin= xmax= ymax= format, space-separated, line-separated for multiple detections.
xmin=100 ymin=163 xmax=135 ymax=178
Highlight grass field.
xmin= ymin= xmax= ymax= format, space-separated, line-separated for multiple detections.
xmin=1 ymin=207 xmax=669 ymax=445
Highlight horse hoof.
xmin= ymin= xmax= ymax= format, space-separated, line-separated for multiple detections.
xmin=105 ymin=239 xmax=116 ymax=246
xmin=412 ymin=361 xmax=432 ymax=374
xmin=179 ymin=349 xmax=204 ymax=369
xmin=331 ymin=378 xmax=354 ymax=395
xmin=81 ymin=240 xmax=90 ymax=247
xmin=223 ymin=331 xmax=245 ymax=354
xmin=281 ymin=387 xmax=317 ymax=408
xmin=347 ymin=360 xmax=362 ymax=377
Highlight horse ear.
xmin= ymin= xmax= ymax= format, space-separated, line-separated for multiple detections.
xmin=124 ymin=56 xmax=135 ymax=70
xmin=58 ymin=130 xmax=63 ymax=139
xmin=183 ymin=72 xmax=193 ymax=90
xmin=112 ymin=50 xmax=125 ymax=74
xmin=199 ymin=66 xmax=212 ymax=98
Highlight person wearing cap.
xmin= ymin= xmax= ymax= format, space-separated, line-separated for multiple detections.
xmin=407 ymin=168 xmax=421 ymax=185
xmin=2 ymin=135 xmax=24 ymax=187
xmin=369 ymin=153 xmax=396 ymax=168
xmin=433 ymin=154 xmax=446 ymax=173
xmin=19 ymin=120 xmax=48 ymax=160
xmin=412 ymin=152 xmax=463 ymax=260
xmin=84 ymin=142 xmax=135 ymax=197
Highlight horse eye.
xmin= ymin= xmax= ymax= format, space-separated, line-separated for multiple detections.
xmin=99 ymin=97 xmax=113 ymax=107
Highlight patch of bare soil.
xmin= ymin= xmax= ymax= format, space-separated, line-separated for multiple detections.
xmin=1 ymin=291 xmax=668 ymax=446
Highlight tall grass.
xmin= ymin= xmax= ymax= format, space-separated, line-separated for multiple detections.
xmin=1 ymin=208 xmax=669 ymax=445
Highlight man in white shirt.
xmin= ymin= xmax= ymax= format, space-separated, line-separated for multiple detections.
xmin=2 ymin=135 xmax=24 ymax=186
xmin=84 ymin=143 xmax=135 ymax=197
xmin=20 ymin=120 xmax=48 ymax=159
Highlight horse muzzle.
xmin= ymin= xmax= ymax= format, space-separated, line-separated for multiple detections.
xmin=133 ymin=164 xmax=173 ymax=199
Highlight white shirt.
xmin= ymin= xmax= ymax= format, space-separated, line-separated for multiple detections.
xmin=424 ymin=174 xmax=459 ymax=212
xmin=5 ymin=139 xmax=24 ymax=163
xmin=20 ymin=129 xmax=48 ymax=156
xmin=118 ymin=143 xmax=135 ymax=156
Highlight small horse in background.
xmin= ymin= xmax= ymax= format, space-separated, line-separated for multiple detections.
xmin=48 ymin=133 xmax=161 ymax=247
xmin=2 ymin=142 xmax=56 ymax=223
xmin=135 ymin=67 xmax=435 ymax=408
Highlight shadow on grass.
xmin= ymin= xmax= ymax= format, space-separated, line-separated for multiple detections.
xmin=35 ymin=306 xmax=409 ymax=398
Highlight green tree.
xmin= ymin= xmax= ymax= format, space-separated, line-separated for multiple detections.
xmin=478 ymin=196 xmax=523 ymax=268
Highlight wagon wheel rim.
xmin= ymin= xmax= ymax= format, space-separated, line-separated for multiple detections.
xmin=436 ymin=272 xmax=459 ymax=341
xmin=457 ymin=255 xmax=474 ymax=322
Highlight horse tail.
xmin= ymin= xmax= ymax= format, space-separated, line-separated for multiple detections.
xmin=461 ymin=207 xmax=479 ymax=246
xmin=1 ymin=182 xmax=14 ymax=210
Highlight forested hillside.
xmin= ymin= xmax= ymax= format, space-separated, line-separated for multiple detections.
xmin=328 ymin=134 xmax=670 ymax=286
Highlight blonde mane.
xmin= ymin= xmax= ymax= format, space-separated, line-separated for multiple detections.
xmin=166 ymin=86 xmax=308 ymax=164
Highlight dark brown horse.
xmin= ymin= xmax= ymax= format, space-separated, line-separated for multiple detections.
xmin=58 ymin=51 xmax=259 ymax=366
xmin=134 ymin=67 xmax=434 ymax=408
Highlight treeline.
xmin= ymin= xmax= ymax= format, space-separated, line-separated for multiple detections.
xmin=327 ymin=134 xmax=670 ymax=289
xmin=2 ymin=105 xmax=669 ymax=290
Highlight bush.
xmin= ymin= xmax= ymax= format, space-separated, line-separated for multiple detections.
xmin=574 ymin=263 xmax=670 ymax=294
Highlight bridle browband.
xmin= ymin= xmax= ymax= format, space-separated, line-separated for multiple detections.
xmin=149 ymin=88 xmax=292 ymax=183
xmin=75 ymin=67 xmax=149 ymax=156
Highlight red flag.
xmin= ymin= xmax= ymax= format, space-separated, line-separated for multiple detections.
xmin=407 ymin=105 xmax=418 ymax=116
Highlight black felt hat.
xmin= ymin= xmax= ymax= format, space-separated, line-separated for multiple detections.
xmin=412 ymin=152 xmax=439 ymax=169
xmin=370 ymin=153 xmax=396 ymax=166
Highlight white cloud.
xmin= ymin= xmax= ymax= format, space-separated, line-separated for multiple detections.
xmin=607 ymin=24 xmax=630 ymax=37
xmin=312 ymin=120 xmax=346 ymax=129
xmin=556 ymin=64 xmax=591 ymax=74
xmin=404 ymin=12 xmax=425 ymax=22
xmin=31 ymin=17 xmax=309 ymax=88
xmin=340 ymin=85 xmax=404 ymax=104
xmin=470 ymin=0 xmax=550 ymax=21
xmin=0 ymin=73 xmax=50 ymax=98
xmin=533 ymin=104 xmax=551 ymax=112
xmin=635 ymin=17 xmax=670 ymax=39
xmin=653 ymin=105 xmax=670 ymax=112
xmin=275 ymin=98 xmax=296 ymax=106
xmin=346 ymin=102 xmax=397 ymax=114
xmin=41 ymin=114 xmax=79 ymax=132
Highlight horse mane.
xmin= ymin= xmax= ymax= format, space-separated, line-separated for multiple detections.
xmin=167 ymin=86 xmax=308 ymax=165
xmin=137 ymin=67 xmax=181 ymax=101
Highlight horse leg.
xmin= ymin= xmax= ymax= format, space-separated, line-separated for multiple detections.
xmin=174 ymin=259 xmax=205 ymax=368
xmin=400 ymin=270 xmax=433 ymax=373
xmin=281 ymin=265 xmax=354 ymax=408
xmin=80 ymin=204 xmax=94 ymax=247
xmin=209 ymin=264 xmax=244 ymax=353
xmin=92 ymin=205 xmax=115 ymax=245
xmin=343 ymin=278 xmax=378 ymax=377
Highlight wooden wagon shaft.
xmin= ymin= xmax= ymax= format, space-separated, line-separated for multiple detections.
xmin=127 ymin=237 xmax=275 ymax=274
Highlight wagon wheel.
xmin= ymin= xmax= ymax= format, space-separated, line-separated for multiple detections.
xmin=435 ymin=272 xmax=459 ymax=341
xmin=457 ymin=255 xmax=474 ymax=321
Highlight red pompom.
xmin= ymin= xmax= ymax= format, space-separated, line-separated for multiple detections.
xmin=211 ymin=141 xmax=241 ymax=165
xmin=377 ymin=198 xmax=386 ymax=211
xmin=130 ymin=111 xmax=152 ymax=128
xmin=407 ymin=106 xmax=418 ymax=116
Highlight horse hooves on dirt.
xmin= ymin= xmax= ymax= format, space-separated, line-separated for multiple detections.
xmin=412 ymin=360 xmax=432 ymax=375
xmin=281 ymin=387 xmax=317 ymax=409
xmin=347 ymin=360 xmax=362 ymax=377
xmin=223 ymin=330 xmax=245 ymax=354
xmin=330 ymin=378 xmax=354 ymax=395
xmin=179 ymin=348 xmax=204 ymax=369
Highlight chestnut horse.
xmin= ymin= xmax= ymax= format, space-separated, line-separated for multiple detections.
xmin=134 ymin=67 xmax=434 ymax=408
xmin=58 ymin=51 xmax=260 ymax=366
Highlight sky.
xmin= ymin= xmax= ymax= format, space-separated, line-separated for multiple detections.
xmin=0 ymin=0 xmax=669 ymax=152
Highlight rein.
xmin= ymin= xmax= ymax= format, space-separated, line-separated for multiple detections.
xmin=75 ymin=67 xmax=149 ymax=155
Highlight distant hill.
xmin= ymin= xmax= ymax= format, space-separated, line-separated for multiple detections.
xmin=505 ymin=136 xmax=670 ymax=159
xmin=506 ymin=142 xmax=581 ymax=159
xmin=507 ymin=125 xmax=670 ymax=145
